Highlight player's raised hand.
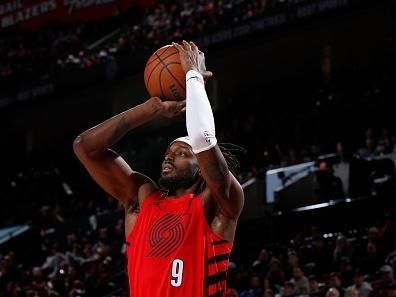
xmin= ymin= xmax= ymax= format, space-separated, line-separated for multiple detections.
xmin=172 ymin=41 xmax=213 ymax=82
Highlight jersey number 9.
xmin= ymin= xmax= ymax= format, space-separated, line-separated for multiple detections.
xmin=171 ymin=259 xmax=184 ymax=287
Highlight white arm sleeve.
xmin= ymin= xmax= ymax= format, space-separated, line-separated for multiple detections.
xmin=186 ymin=70 xmax=217 ymax=154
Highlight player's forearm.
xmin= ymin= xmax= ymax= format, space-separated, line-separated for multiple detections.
xmin=74 ymin=98 xmax=162 ymax=156
xmin=186 ymin=70 xmax=217 ymax=153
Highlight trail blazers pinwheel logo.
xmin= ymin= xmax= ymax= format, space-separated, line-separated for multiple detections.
xmin=147 ymin=213 xmax=185 ymax=257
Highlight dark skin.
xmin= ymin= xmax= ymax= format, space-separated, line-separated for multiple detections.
xmin=73 ymin=40 xmax=244 ymax=242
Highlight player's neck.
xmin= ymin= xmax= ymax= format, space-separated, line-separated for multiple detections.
xmin=165 ymin=183 xmax=201 ymax=198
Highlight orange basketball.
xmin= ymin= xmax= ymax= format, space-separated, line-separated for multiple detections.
xmin=144 ymin=45 xmax=186 ymax=101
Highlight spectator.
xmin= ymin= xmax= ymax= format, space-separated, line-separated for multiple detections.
xmin=251 ymin=249 xmax=272 ymax=278
xmin=359 ymin=242 xmax=383 ymax=276
xmin=358 ymin=133 xmax=377 ymax=159
xmin=333 ymin=235 xmax=353 ymax=268
xmin=329 ymin=272 xmax=346 ymax=297
xmin=372 ymin=265 xmax=396 ymax=297
xmin=345 ymin=270 xmax=373 ymax=297
xmin=41 ymin=243 xmax=67 ymax=278
xmin=290 ymin=266 xmax=310 ymax=295
xmin=327 ymin=288 xmax=340 ymax=297
xmin=241 ymin=274 xmax=264 ymax=297
xmin=376 ymin=128 xmax=395 ymax=155
xmin=345 ymin=288 xmax=360 ymax=297
xmin=266 ymin=257 xmax=286 ymax=291
xmin=338 ymin=257 xmax=354 ymax=289
xmin=385 ymin=242 xmax=396 ymax=272
xmin=285 ymin=250 xmax=301 ymax=280
xmin=308 ymin=236 xmax=333 ymax=275
xmin=309 ymin=275 xmax=324 ymax=297
xmin=264 ymin=289 xmax=276 ymax=297
xmin=278 ymin=281 xmax=296 ymax=297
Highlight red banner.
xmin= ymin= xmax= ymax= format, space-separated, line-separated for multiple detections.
xmin=0 ymin=0 xmax=157 ymax=30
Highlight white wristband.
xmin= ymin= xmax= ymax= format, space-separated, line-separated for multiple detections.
xmin=186 ymin=70 xmax=217 ymax=154
xmin=186 ymin=70 xmax=204 ymax=84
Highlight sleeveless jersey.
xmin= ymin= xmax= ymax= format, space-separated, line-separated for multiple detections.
xmin=126 ymin=191 xmax=233 ymax=297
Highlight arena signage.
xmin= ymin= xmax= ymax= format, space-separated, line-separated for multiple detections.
xmin=64 ymin=0 xmax=114 ymax=15
xmin=1 ymin=0 xmax=56 ymax=29
xmin=196 ymin=0 xmax=350 ymax=47
xmin=0 ymin=0 xmax=155 ymax=29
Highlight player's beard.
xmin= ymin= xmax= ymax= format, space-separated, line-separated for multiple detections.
xmin=159 ymin=166 xmax=200 ymax=194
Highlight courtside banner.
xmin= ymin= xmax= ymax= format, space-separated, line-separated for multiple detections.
xmin=0 ymin=0 xmax=157 ymax=30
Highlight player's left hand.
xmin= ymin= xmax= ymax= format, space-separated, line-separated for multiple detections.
xmin=172 ymin=41 xmax=213 ymax=82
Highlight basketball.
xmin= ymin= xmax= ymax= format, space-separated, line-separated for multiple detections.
xmin=144 ymin=45 xmax=186 ymax=101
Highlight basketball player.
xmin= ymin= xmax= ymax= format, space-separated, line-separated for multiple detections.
xmin=73 ymin=40 xmax=244 ymax=297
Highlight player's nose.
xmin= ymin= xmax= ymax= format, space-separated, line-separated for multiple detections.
xmin=164 ymin=153 xmax=174 ymax=162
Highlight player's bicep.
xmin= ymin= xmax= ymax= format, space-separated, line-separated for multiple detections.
xmin=75 ymin=148 xmax=154 ymax=205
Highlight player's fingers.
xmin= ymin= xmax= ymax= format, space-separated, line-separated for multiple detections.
xmin=203 ymin=71 xmax=213 ymax=78
xmin=179 ymin=100 xmax=186 ymax=108
xmin=172 ymin=42 xmax=183 ymax=52
xmin=178 ymin=101 xmax=186 ymax=113
xmin=182 ymin=40 xmax=191 ymax=50
xmin=190 ymin=41 xmax=199 ymax=53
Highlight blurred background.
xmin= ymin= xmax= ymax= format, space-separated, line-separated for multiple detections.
xmin=0 ymin=0 xmax=395 ymax=296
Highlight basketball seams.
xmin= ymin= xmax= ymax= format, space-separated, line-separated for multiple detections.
xmin=144 ymin=62 xmax=160 ymax=89
xmin=159 ymin=65 xmax=167 ymax=99
xmin=144 ymin=52 xmax=179 ymax=89
xmin=155 ymin=56 xmax=186 ymax=92
xmin=146 ymin=74 xmax=161 ymax=98
xmin=146 ymin=47 xmax=168 ymax=65
xmin=163 ymin=63 xmax=186 ymax=92
xmin=145 ymin=46 xmax=176 ymax=67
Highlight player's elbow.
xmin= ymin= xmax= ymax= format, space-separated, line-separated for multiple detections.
xmin=73 ymin=134 xmax=108 ymax=160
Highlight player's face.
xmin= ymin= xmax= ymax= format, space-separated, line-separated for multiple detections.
xmin=159 ymin=142 xmax=200 ymax=192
